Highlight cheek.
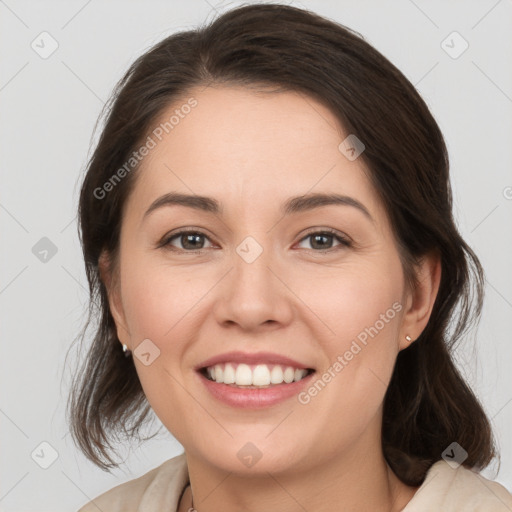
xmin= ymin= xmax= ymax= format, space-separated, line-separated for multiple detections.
xmin=117 ymin=257 xmax=207 ymax=430
xmin=303 ymin=261 xmax=403 ymax=343
xmin=120 ymin=256 xmax=208 ymax=345
xmin=300 ymin=261 xmax=403 ymax=401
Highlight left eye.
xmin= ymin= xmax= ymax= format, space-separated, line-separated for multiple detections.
xmin=296 ymin=231 xmax=351 ymax=251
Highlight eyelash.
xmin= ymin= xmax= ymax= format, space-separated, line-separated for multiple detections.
xmin=159 ymin=228 xmax=352 ymax=253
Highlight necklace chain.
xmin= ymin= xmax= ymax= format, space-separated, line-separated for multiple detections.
xmin=191 ymin=486 xmax=196 ymax=511
xmin=188 ymin=484 xmax=195 ymax=511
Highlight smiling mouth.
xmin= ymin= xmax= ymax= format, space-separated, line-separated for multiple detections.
xmin=198 ymin=363 xmax=316 ymax=388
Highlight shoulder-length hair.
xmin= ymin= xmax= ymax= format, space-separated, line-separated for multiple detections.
xmin=66 ymin=3 xmax=496 ymax=485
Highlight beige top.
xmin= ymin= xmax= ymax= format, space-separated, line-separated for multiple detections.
xmin=77 ymin=452 xmax=512 ymax=511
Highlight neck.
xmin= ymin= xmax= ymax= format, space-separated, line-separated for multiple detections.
xmin=178 ymin=425 xmax=418 ymax=512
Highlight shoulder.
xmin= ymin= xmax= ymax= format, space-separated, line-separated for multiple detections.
xmin=404 ymin=459 xmax=512 ymax=511
xmin=76 ymin=452 xmax=189 ymax=512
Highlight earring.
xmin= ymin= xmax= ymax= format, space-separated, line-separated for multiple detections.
xmin=122 ymin=343 xmax=132 ymax=357
xmin=405 ymin=335 xmax=412 ymax=343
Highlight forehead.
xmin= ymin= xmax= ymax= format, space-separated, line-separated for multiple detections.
xmin=125 ymin=85 xmax=387 ymax=229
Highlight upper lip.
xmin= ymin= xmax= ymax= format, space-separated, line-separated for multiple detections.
xmin=195 ymin=351 xmax=315 ymax=371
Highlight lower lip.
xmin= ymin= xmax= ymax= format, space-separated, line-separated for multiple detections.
xmin=196 ymin=370 xmax=315 ymax=409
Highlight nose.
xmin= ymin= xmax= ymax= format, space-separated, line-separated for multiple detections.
xmin=212 ymin=237 xmax=294 ymax=332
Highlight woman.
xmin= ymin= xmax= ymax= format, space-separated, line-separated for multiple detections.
xmin=69 ymin=3 xmax=512 ymax=511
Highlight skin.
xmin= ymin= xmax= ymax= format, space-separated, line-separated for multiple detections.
xmin=100 ymin=85 xmax=441 ymax=512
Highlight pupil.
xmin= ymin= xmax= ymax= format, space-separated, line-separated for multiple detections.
xmin=312 ymin=234 xmax=331 ymax=249
xmin=183 ymin=234 xmax=203 ymax=249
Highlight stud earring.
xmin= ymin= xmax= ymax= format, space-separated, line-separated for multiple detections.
xmin=405 ymin=335 xmax=412 ymax=343
xmin=122 ymin=343 xmax=132 ymax=357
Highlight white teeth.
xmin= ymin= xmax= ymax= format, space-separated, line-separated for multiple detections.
xmin=253 ymin=365 xmax=271 ymax=386
xmin=270 ymin=365 xmax=284 ymax=384
xmin=284 ymin=367 xmax=295 ymax=383
xmin=215 ymin=365 xmax=223 ymax=383
xmin=223 ymin=363 xmax=236 ymax=384
xmin=294 ymin=368 xmax=305 ymax=382
xmin=235 ymin=364 xmax=253 ymax=385
xmin=204 ymin=362 xmax=310 ymax=386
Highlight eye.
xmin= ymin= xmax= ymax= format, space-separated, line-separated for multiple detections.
xmin=161 ymin=230 xmax=214 ymax=251
xmin=296 ymin=229 xmax=352 ymax=251
xmin=159 ymin=228 xmax=351 ymax=253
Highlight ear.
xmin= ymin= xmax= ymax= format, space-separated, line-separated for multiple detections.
xmin=399 ymin=249 xmax=442 ymax=351
xmin=98 ymin=250 xmax=131 ymax=348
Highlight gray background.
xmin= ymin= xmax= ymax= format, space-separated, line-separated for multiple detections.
xmin=1 ymin=0 xmax=511 ymax=510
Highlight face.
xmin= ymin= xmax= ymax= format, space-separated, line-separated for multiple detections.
xmin=104 ymin=85 xmax=424 ymax=475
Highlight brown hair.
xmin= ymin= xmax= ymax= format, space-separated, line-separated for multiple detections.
xmin=66 ymin=3 xmax=497 ymax=484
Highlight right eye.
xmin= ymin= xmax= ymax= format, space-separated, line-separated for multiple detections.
xmin=161 ymin=230 xmax=215 ymax=252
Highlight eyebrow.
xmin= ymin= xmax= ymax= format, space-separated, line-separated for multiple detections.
xmin=142 ymin=191 xmax=374 ymax=223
